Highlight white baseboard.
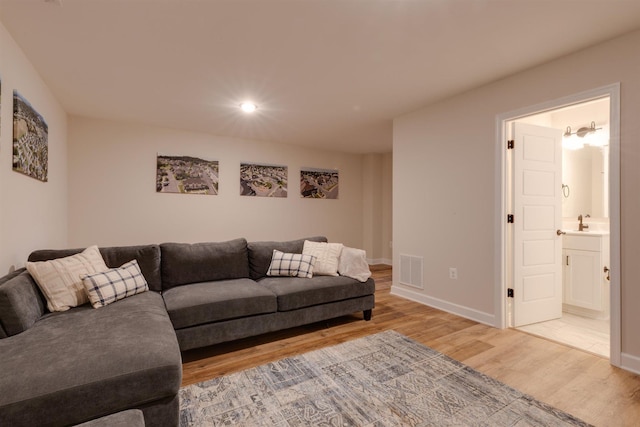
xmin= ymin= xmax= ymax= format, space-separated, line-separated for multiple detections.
xmin=390 ymin=285 xmax=497 ymax=327
xmin=368 ymin=258 xmax=392 ymax=265
xmin=620 ymin=352 xmax=640 ymax=375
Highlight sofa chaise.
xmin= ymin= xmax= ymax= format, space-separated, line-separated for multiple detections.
xmin=0 ymin=236 xmax=375 ymax=426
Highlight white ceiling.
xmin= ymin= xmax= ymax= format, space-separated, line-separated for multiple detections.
xmin=1 ymin=1 xmax=640 ymax=153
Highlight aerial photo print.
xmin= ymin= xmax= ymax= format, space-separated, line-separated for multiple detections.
xmin=13 ymin=90 xmax=48 ymax=182
xmin=156 ymin=154 xmax=219 ymax=195
xmin=300 ymin=167 xmax=339 ymax=199
xmin=240 ymin=163 xmax=288 ymax=197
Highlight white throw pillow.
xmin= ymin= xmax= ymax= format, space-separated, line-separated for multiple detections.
xmin=82 ymin=259 xmax=149 ymax=308
xmin=302 ymin=240 xmax=343 ymax=276
xmin=266 ymin=250 xmax=316 ymax=279
xmin=26 ymin=245 xmax=109 ymax=312
xmin=338 ymin=247 xmax=372 ymax=282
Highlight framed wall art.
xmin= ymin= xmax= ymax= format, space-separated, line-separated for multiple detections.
xmin=13 ymin=90 xmax=48 ymax=182
xmin=300 ymin=167 xmax=339 ymax=199
xmin=240 ymin=163 xmax=287 ymax=197
xmin=156 ymin=154 xmax=219 ymax=195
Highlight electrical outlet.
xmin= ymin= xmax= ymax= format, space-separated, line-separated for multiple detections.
xmin=449 ymin=267 xmax=458 ymax=280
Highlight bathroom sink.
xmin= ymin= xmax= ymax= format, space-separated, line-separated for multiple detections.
xmin=564 ymin=230 xmax=609 ymax=236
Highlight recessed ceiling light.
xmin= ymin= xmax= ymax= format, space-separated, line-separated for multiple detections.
xmin=240 ymin=102 xmax=258 ymax=113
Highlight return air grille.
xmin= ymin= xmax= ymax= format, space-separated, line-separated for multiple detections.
xmin=399 ymin=254 xmax=423 ymax=289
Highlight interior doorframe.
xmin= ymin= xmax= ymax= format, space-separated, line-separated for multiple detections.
xmin=494 ymin=83 xmax=621 ymax=367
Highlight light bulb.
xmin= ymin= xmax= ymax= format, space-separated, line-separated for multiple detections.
xmin=240 ymin=102 xmax=257 ymax=113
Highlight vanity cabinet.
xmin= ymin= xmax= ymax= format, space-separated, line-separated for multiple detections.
xmin=562 ymin=233 xmax=609 ymax=315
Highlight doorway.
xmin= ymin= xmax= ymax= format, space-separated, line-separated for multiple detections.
xmin=512 ymin=98 xmax=611 ymax=357
xmin=496 ymin=84 xmax=620 ymax=366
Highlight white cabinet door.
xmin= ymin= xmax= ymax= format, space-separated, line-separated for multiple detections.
xmin=563 ymin=249 xmax=603 ymax=311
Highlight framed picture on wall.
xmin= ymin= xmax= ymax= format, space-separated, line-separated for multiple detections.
xmin=13 ymin=90 xmax=48 ymax=182
xmin=240 ymin=163 xmax=288 ymax=197
xmin=300 ymin=167 xmax=339 ymax=199
xmin=156 ymin=154 xmax=219 ymax=195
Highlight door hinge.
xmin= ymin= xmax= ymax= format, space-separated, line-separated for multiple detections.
xmin=507 ymin=288 xmax=514 ymax=298
xmin=507 ymin=140 xmax=514 ymax=149
xmin=507 ymin=214 xmax=514 ymax=223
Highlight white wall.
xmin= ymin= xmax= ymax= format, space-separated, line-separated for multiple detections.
xmin=0 ymin=10 xmax=393 ymax=271
xmin=393 ymin=29 xmax=640 ymax=362
xmin=381 ymin=152 xmax=393 ymax=263
xmin=362 ymin=152 xmax=393 ymax=264
xmin=68 ymin=116 xmax=367 ymax=249
xmin=0 ymin=21 xmax=68 ymax=274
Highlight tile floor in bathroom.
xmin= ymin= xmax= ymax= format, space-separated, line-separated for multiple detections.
xmin=517 ymin=313 xmax=609 ymax=358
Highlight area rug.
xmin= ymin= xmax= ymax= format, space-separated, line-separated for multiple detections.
xmin=179 ymin=330 xmax=591 ymax=426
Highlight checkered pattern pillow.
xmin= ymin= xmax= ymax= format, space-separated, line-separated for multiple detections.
xmin=266 ymin=250 xmax=316 ymax=278
xmin=82 ymin=259 xmax=149 ymax=308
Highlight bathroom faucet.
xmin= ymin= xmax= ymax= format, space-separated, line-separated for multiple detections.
xmin=578 ymin=214 xmax=589 ymax=231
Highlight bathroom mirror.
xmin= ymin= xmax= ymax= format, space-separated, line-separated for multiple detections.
xmin=562 ymin=145 xmax=609 ymax=219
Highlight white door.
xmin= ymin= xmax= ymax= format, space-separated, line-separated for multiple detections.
xmin=512 ymin=122 xmax=563 ymax=327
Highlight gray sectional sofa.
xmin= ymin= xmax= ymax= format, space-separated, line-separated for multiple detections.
xmin=0 ymin=237 xmax=375 ymax=426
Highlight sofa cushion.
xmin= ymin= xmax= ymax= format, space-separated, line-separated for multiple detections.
xmin=258 ymin=276 xmax=375 ymax=311
xmin=160 ymin=239 xmax=250 ymax=290
xmin=162 ymin=278 xmax=277 ymax=329
xmin=0 ymin=291 xmax=182 ymax=427
xmin=247 ymin=236 xmax=327 ymax=280
xmin=29 ymin=245 xmax=163 ymax=292
xmin=26 ymin=246 xmax=109 ymax=312
xmin=82 ymin=260 xmax=149 ymax=308
xmin=0 ymin=270 xmax=46 ymax=337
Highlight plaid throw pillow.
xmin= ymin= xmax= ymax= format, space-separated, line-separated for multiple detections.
xmin=82 ymin=259 xmax=149 ymax=308
xmin=266 ymin=250 xmax=316 ymax=278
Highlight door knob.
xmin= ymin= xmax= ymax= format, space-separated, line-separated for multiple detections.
xmin=556 ymin=229 xmax=566 ymax=236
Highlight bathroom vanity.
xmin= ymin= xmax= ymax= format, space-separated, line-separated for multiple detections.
xmin=562 ymin=231 xmax=610 ymax=319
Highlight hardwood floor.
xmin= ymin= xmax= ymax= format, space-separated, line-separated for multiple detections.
xmin=181 ymin=266 xmax=640 ymax=426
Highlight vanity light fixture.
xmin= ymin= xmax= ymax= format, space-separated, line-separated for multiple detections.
xmin=562 ymin=121 xmax=606 ymax=149
xmin=239 ymin=102 xmax=258 ymax=113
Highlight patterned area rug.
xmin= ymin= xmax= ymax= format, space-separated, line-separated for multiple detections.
xmin=179 ymin=330 xmax=591 ymax=426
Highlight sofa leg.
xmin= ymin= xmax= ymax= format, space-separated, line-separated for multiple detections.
xmin=363 ymin=309 xmax=372 ymax=321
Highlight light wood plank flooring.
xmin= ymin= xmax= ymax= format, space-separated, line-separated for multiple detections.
xmin=182 ymin=265 xmax=640 ymax=426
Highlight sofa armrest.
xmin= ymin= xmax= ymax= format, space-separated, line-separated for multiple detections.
xmin=0 ymin=271 xmax=46 ymax=337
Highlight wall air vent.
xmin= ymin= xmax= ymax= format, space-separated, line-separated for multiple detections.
xmin=399 ymin=254 xmax=423 ymax=289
